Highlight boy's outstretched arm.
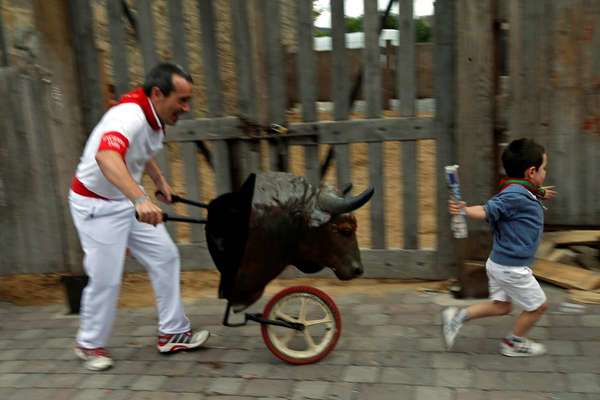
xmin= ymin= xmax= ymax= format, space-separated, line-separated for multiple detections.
xmin=448 ymin=199 xmax=487 ymax=220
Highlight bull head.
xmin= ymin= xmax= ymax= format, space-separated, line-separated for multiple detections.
xmin=296 ymin=184 xmax=374 ymax=280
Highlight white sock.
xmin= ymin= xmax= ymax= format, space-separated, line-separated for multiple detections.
xmin=455 ymin=308 xmax=470 ymax=323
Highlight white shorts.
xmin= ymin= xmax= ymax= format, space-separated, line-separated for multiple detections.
xmin=486 ymin=258 xmax=547 ymax=311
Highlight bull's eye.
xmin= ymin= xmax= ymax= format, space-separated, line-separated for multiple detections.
xmin=338 ymin=227 xmax=354 ymax=237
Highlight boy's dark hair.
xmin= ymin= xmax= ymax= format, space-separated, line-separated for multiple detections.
xmin=143 ymin=62 xmax=193 ymax=96
xmin=501 ymin=138 xmax=545 ymax=178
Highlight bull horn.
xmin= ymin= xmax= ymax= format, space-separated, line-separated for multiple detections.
xmin=318 ymin=185 xmax=374 ymax=214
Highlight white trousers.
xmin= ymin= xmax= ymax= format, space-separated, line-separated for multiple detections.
xmin=69 ymin=191 xmax=191 ymax=348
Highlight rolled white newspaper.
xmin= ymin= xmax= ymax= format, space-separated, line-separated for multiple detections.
xmin=444 ymin=165 xmax=468 ymax=239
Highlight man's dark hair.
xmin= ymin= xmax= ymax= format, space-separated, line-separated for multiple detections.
xmin=143 ymin=62 xmax=193 ymax=96
xmin=501 ymin=138 xmax=545 ymax=178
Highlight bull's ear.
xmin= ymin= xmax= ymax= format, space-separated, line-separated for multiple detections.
xmin=309 ymin=208 xmax=331 ymax=227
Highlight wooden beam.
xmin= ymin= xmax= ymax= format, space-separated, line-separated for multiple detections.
xmin=398 ymin=0 xmax=416 ymax=116
xmin=106 ymin=0 xmax=130 ymax=96
xmin=136 ymin=0 xmax=158 ymax=73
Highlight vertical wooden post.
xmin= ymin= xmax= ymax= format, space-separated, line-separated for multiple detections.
xmin=435 ymin=0 xmax=458 ymax=277
xmin=0 ymin=5 xmax=7 ymax=66
xmin=456 ymin=0 xmax=495 ymax=259
xmin=137 ymin=0 xmax=158 ymax=73
xmin=106 ymin=0 xmax=130 ymax=97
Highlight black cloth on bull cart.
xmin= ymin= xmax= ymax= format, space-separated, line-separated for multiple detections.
xmin=205 ymin=172 xmax=330 ymax=311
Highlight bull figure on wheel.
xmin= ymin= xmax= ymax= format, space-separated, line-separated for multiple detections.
xmin=205 ymin=172 xmax=374 ymax=312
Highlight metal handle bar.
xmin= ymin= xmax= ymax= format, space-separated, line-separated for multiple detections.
xmin=155 ymin=191 xmax=209 ymax=209
xmin=135 ymin=211 xmax=207 ymax=224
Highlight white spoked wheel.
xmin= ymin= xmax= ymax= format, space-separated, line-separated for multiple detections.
xmin=260 ymin=286 xmax=341 ymax=365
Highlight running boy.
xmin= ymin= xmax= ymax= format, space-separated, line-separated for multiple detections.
xmin=442 ymin=138 xmax=556 ymax=356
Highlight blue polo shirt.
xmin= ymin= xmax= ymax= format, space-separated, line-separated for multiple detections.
xmin=483 ymin=184 xmax=545 ymax=267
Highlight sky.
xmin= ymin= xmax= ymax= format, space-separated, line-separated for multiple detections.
xmin=314 ymin=0 xmax=434 ymax=28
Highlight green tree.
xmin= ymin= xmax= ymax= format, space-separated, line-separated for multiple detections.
xmin=415 ymin=18 xmax=432 ymax=42
xmin=345 ymin=16 xmax=362 ymax=33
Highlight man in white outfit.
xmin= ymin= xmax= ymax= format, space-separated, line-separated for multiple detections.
xmin=69 ymin=62 xmax=209 ymax=371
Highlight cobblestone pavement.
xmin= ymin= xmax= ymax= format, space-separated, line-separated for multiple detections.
xmin=0 ymin=283 xmax=599 ymax=400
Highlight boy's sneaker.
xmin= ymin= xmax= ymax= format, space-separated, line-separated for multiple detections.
xmin=157 ymin=330 xmax=210 ymax=353
xmin=441 ymin=306 xmax=463 ymax=350
xmin=74 ymin=346 xmax=113 ymax=371
xmin=500 ymin=337 xmax=546 ymax=357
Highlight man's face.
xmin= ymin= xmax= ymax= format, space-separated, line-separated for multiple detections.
xmin=151 ymin=74 xmax=192 ymax=126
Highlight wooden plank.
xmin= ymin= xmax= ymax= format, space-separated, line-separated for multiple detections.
xmin=434 ymin=0 xmax=458 ymax=275
xmin=402 ymin=141 xmax=418 ymax=248
xmin=534 ymin=258 xmax=600 ymax=291
xmin=0 ymin=6 xmax=7 ymax=66
xmin=363 ymin=0 xmax=382 ymax=118
xmin=181 ymin=143 xmax=204 ymax=242
xmin=68 ymin=0 xmax=104 ymax=132
xmin=568 ymin=289 xmax=600 ymax=305
xmin=0 ymin=68 xmax=22 ymax=274
xmin=167 ymin=116 xmax=436 ymax=143
xmin=297 ymin=0 xmax=317 ymax=122
xmin=137 ymin=0 xmax=158 ymax=72
xmin=106 ymin=0 xmax=130 ymax=96
xmin=543 ymin=230 xmax=600 ymax=246
xmin=296 ymin=0 xmax=319 ymax=185
xmin=331 ymin=0 xmax=349 ymax=119
xmin=330 ymin=0 xmax=350 ymax=187
xmin=369 ymin=142 xmax=385 ymax=249
xmin=168 ymin=0 xmax=189 ymax=70
xmin=198 ymin=0 xmax=223 ymax=117
xmin=212 ymin=140 xmax=232 ymax=195
xmin=230 ymin=0 xmax=257 ymax=118
xmin=261 ymin=0 xmax=287 ymax=172
xmin=398 ymin=0 xmax=416 ymax=116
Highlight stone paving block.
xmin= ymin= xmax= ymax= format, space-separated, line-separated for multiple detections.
xmin=280 ymin=364 xmax=343 ymax=381
xmin=469 ymin=354 xmax=556 ymax=372
xmin=581 ymin=315 xmax=600 ymax=327
xmin=454 ymin=388 xmax=488 ymax=400
xmin=356 ymin=383 xmax=416 ymax=400
xmin=0 ymin=349 xmax=25 ymax=361
xmin=237 ymin=363 xmax=272 ymax=379
xmin=567 ymin=373 xmax=600 ymax=393
xmin=342 ymin=337 xmax=393 ymax=351
xmin=0 ymin=388 xmax=15 ymax=399
xmin=415 ymin=386 xmax=453 ymax=400
xmin=435 ymin=368 xmax=473 ymax=388
xmin=473 ymin=370 xmax=505 ymax=390
xmin=0 ymin=361 xmax=25 ymax=373
xmin=372 ymin=325 xmax=420 ymax=338
xmin=130 ymin=391 xmax=181 ymax=400
xmin=504 ymin=372 xmax=567 ymax=392
xmin=379 ymin=367 xmax=434 ymax=385
xmin=207 ymin=377 xmax=244 ymax=395
xmin=292 ymin=380 xmax=330 ymax=399
xmin=487 ymin=392 xmax=553 ymax=400
xmin=107 ymin=360 xmax=152 ymax=375
xmin=432 ymin=353 xmax=467 ymax=369
xmin=580 ymin=341 xmax=600 ymax=356
xmin=70 ymin=389 xmax=132 ymax=400
xmin=159 ymin=376 xmax=210 ymax=393
xmin=7 ymin=388 xmax=77 ymax=400
xmin=543 ymin=341 xmax=580 ymax=356
xmin=556 ymin=357 xmax=600 ymax=374
xmin=317 ymin=350 xmax=352 ymax=365
xmin=356 ymin=313 xmax=390 ymax=326
xmin=241 ymin=378 xmax=291 ymax=397
xmin=219 ymin=349 xmax=253 ymax=363
xmin=324 ymin=382 xmax=356 ymax=400
xmin=380 ymin=350 xmax=432 ymax=367
xmin=459 ymin=325 xmax=487 ymax=339
xmin=547 ymin=394 xmax=587 ymax=400
xmin=44 ymin=337 xmax=75 ymax=348
xmin=349 ymin=351 xmax=380 ymax=366
xmin=389 ymin=337 xmax=421 ymax=352
xmin=551 ymin=327 xmax=599 ymax=341
xmin=188 ymin=362 xmax=240 ymax=378
xmin=130 ymin=375 xmax=168 ymax=391
xmin=144 ymin=361 xmax=195 ymax=376
xmin=418 ymin=338 xmax=445 ymax=352
xmin=77 ymin=374 xmax=138 ymax=390
xmin=342 ymin=365 xmax=378 ymax=383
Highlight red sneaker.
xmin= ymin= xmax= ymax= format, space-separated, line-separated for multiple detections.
xmin=74 ymin=346 xmax=113 ymax=371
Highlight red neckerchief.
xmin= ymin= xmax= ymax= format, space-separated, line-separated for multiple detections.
xmin=498 ymin=177 xmax=545 ymax=200
xmin=118 ymin=88 xmax=163 ymax=132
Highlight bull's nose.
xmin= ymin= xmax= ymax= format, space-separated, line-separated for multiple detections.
xmin=352 ymin=262 xmax=364 ymax=277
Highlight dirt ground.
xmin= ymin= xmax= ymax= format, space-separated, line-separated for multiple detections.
xmin=0 ymin=271 xmax=450 ymax=308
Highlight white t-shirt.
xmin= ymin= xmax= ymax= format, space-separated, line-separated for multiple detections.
xmin=73 ymin=89 xmax=164 ymax=200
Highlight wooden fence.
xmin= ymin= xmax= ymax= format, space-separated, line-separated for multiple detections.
xmin=63 ymin=0 xmax=457 ymax=279
xmin=0 ymin=0 xmax=458 ymax=277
